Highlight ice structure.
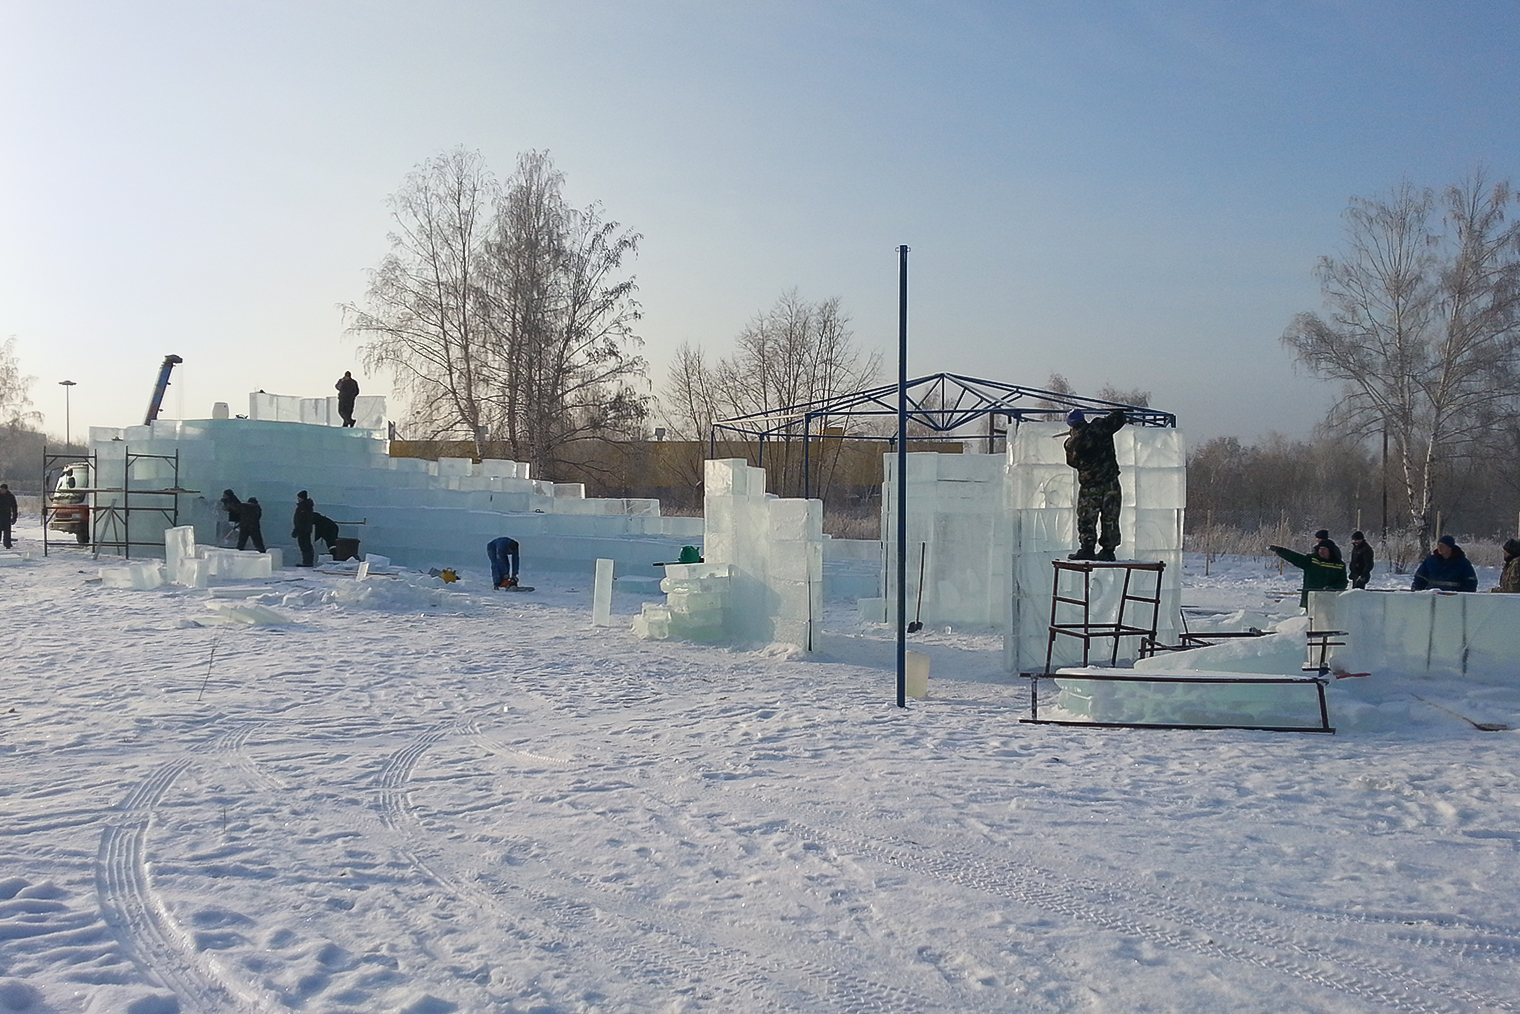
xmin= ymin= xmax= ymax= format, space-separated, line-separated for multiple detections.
xmin=635 ymin=459 xmax=823 ymax=649
xmin=1311 ymin=589 xmax=1520 ymax=680
xmin=877 ymin=421 xmax=1186 ymax=671
xmin=84 ymin=403 xmax=703 ymax=576
xmin=248 ymin=391 xmax=388 ymax=430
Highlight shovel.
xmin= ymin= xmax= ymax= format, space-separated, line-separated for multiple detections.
xmin=1412 ymin=695 xmax=1511 ymax=732
xmin=907 ymin=543 xmax=926 ymax=633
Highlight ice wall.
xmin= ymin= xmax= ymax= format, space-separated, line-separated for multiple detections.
xmin=248 ymin=392 xmax=388 ymax=431
xmin=636 ymin=459 xmax=823 ymax=649
xmin=1005 ymin=422 xmax=1185 ymax=671
xmin=880 ymin=452 xmax=1008 ymax=626
xmin=84 ymin=416 xmax=702 ymax=576
xmin=874 ymin=423 xmax=1185 ymax=672
xmin=1311 ymin=589 xmax=1520 ymax=680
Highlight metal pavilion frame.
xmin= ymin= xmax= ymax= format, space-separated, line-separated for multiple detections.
xmin=708 ymin=372 xmax=1176 ymax=499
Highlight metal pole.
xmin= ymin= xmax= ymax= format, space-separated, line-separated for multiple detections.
xmin=1380 ymin=426 xmax=1388 ymax=541
xmin=59 ymin=380 xmax=76 ymax=447
xmin=896 ymin=244 xmax=910 ymax=709
xmin=803 ymin=413 xmax=811 ymax=500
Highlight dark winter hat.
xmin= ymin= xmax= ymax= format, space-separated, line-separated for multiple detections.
xmin=298 ymin=490 xmax=308 ymax=498
xmin=1504 ymin=538 xmax=1520 ymax=557
xmin=1314 ymin=529 xmax=1330 ymax=541
xmin=1438 ymin=534 xmax=1458 ymax=548
xmin=1066 ymin=410 xmax=1085 ymax=427
xmin=1351 ymin=531 xmax=1365 ymax=541
xmin=223 ymin=489 xmax=234 ymax=496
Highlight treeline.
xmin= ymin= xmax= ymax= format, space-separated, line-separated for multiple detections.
xmin=1187 ymin=432 xmax=1519 ymax=544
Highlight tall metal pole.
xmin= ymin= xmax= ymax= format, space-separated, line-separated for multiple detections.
xmin=896 ymin=245 xmax=910 ymax=708
xmin=59 ymin=380 xmax=76 ymax=448
xmin=1380 ymin=426 xmax=1388 ymax=542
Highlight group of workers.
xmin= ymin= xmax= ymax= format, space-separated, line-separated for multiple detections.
xmin=1270 ymin=530 xmax=1520 ymax=605
xmin=218 ymin=489 xmax=339 ymax=567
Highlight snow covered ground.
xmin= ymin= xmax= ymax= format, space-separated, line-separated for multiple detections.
xmin=2 ymin=521 xmax=1518 ymax=1014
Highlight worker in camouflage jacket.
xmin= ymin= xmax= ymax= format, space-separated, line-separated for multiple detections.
xmin=1495 ymin=538 xmax=1520 ymax=593
xmin=1064 ymin=408 xmax=1128 ymax=561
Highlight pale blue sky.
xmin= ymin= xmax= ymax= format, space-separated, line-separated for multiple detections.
xmin=2 ymin=1 xmax=1517 ymax=442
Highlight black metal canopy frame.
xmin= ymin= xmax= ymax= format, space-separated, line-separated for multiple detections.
xmin=708 ymin=372 xmax=1176 ymax=499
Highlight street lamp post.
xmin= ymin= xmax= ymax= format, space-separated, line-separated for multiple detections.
xmin=59 ymin=380 xmax=76 ymax=448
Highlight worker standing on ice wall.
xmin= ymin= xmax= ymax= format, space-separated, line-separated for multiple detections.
xmin=335 ymin=372 xmax=360 ymax=427
xmin=1064 ymin=408 xmax=1127 ymax=561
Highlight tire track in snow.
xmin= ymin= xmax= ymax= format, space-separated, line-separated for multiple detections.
xmin=209 ymin=720 xmax=288 ymax=793
xmin=95 ymin=758 xmax=272 ymax=1014
xmin=672 ymin=779 xmax=1517 ymax=1014
xmin=463 ymin=727 xmax=965 ymax=1014
xmin=380 ymin=723 xmax=924 ymax=1013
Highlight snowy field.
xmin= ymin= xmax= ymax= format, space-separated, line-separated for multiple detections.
xmin=2 ymin=521 xmax=1518 ymax=1014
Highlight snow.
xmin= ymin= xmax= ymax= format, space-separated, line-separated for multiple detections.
xmin=2 ymin=525 xmax=1518 ymax=1014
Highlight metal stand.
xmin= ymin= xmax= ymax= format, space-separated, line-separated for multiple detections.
xmin=1045 ymin=560 xmax=1165 ymax=670
xmin=41 ymin=449 xmax=95 ymax=557
xmin=41 ymin=446 xmax=196 ymax=559
xmin=1020 ymin=670 xmax=1335 ymax=734
xmin=1303 ymin=630 xmax=1347 ymax=676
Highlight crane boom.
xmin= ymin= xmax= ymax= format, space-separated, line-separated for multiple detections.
xmin=144 ymin=355 xmax=184 ymax=425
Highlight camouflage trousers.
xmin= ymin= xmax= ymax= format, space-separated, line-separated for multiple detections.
xmin=1075 ymin=481 xmax=1122 ymax=551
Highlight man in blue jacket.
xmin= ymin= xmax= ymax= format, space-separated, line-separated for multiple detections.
xmin=1411 ymin=535 xmax=1478 ymax=592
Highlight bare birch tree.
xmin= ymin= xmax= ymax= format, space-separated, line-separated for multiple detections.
xmin=660 ymin=290 xmax=880 ymax=495
xmin=663 ymin=291 xmax=879 ymax=435
xmin=1283 ymin=171 xmax=1520 ymax=540
xmin=346 ymin=148 xmax=648 ymax=468
xmin=478 ymin=150 xmax=647 ymax=473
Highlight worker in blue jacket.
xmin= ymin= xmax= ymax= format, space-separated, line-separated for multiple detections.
xmin=1411 ymin=535 xmax=1478 ymax=592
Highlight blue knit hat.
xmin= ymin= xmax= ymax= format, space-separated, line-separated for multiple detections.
xmin=1438 ymin=534 xmax=1458 ymax=548
xmin=1066 ymin=410 xmax=1085 ymax=427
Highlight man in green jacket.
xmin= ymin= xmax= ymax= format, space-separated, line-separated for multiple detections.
xmin=1269 ymin=542 xmax=1348 ymax=608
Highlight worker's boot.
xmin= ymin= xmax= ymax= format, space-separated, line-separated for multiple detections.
xmin=1096 ymin=548 xmax=1116 ymax=562
xmin=1068 ymin=544 xmax=1096 ymax=561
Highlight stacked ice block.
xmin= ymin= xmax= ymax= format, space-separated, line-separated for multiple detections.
xmin=635 ymin=460 xmax=822 ymax=648
xmin=1311 ymin=589 xmax=1520 ymax=679
xmin=633 ymin=562 xmax=732 ymax=641
xmin=706 ymin=459 xmax=823 ymax=649
xmin=880 ymin=452 xmax=1008 ymax=627
xmin=248 ymin=391 xmax=387 ymax=430
xmin=1004 ymin=422 xmax=1185 ymax=671
xmin=84 ymin=401 xmax=702 ymax=576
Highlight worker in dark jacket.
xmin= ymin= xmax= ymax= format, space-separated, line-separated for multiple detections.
xmin=292 ymin=490 xmax=315 ymax=567
xmin=1411 ymin=535 xmax=1477 ymax=592
xmin=1347 ymin=531 xmax=1374 ymax=588
xmin=1494 ymin=538 xmax=1520 ymax=593
xmin=218 ymin=489 xmax=242 ymax=546
xmin=236 ymin=497 xmax=266 ymax=553
xmin=335 ymin=372 xmax=360 ymax=427
xmin=0 ymin=482 xmax=18 ymax=549
xmin=1269 ymin=542 xmax=1348 ymax=608
xmin=312 ymin=512 xmax=340 ymax=554
xmin=1064 ymin=408 xmax=1128 ymax=561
